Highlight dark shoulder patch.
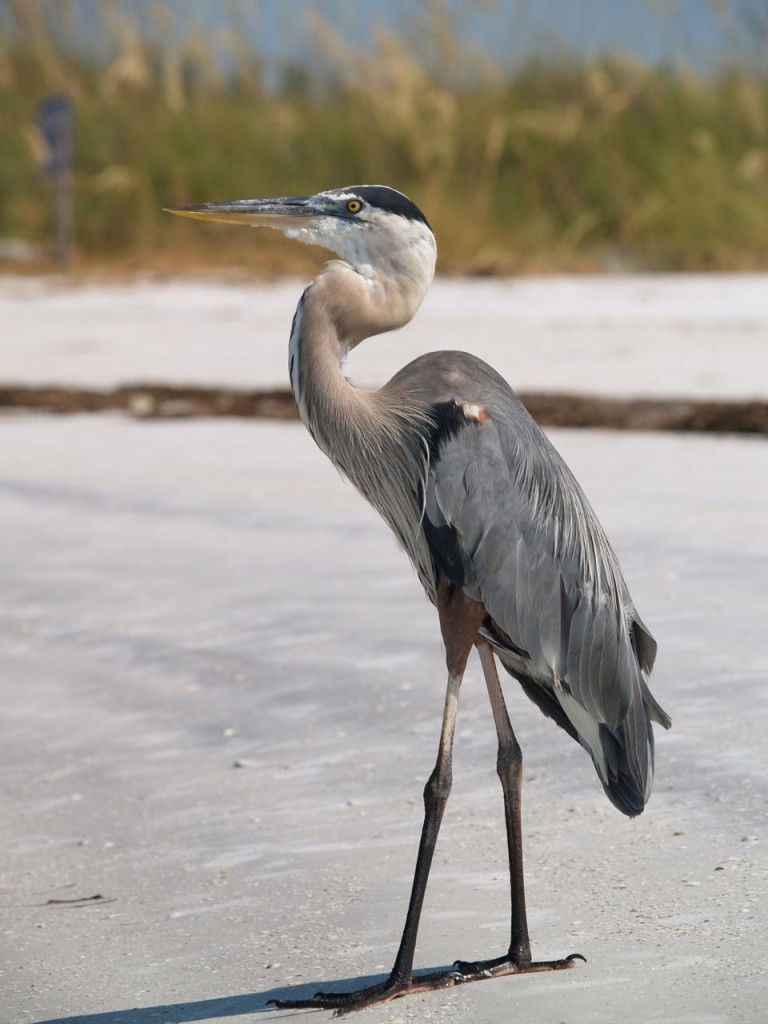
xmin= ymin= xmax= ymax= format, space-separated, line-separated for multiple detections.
xmin=419 ymin=401 xmax=472 ymax=588
xmin=425 ymin=400 xmax=489 ymax=462
xmin=350 ymin=185 xmax=431 ymax=228
xmin=425 ymin=400 xmax=465 ymax=462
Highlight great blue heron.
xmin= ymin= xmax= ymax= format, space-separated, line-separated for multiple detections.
xmin=167 ymin=185 xmax=671 ymax=1013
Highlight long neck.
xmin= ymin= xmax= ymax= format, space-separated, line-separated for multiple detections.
xmin=287 ymin=215 xmax=436 ymax=435
xmin=288 ymin=263 xmax=426 ymax=458
xmin=289 ymin=270 xmax=365 ymax=454
xmin=287 ymin=265 xmax=436 ymax=593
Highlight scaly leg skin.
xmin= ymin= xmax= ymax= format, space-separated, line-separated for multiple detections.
xmin=269 ymin=955 xmax=584 ymax=1015
xmin=271 ymin=607 xmax=588 ymax=1016
xmin=271 ymin=585 xmax=484 ymax=1017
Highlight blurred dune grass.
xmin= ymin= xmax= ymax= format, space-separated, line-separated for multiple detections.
xmin=1 ymin=0 xmax=767 ymax=275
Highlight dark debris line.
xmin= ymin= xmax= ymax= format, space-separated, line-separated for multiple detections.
xmin=1 ymin=385 xmax=766 ymax=434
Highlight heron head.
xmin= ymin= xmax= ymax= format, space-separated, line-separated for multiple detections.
xmin=166 ymin=184 xmax=437 ymax=289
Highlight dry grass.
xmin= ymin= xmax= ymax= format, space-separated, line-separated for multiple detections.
xmin=2 ymin=1 xmax=768 ymax=274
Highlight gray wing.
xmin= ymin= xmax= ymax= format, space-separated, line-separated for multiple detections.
xmin=411 ymin=353 xmax=670 ymax=816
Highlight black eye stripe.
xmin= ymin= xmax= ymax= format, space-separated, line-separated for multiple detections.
xmin=343 ymin=185 xmax=431 ymax=228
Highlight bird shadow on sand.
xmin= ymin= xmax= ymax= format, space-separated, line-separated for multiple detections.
xmin=33 ymin=968 xmax=456 ymax=1023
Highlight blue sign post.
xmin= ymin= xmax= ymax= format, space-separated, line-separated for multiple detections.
xmin=38 ymin=95 xmax=73 ymax=268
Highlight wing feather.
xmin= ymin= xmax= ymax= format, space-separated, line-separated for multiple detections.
xmin=416 ymin=365 xmax=670 ymax=816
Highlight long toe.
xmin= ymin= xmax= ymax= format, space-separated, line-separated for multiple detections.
xmin=269 ymin=976 xmax=410 ymax=1014
xmin=268 ymin=955 xmax=586 ymax=1013
xmin=452 ymin=952 xmax=585 ymax=982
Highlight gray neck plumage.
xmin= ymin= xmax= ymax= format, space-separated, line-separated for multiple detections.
xmin=287 ymin=263 xmax=437 ymax=595
xmin=288 ymin=261 xmax=427 ymax=452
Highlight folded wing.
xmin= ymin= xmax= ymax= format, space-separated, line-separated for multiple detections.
xmin=421 ymin=388 xmax=670 ymax=816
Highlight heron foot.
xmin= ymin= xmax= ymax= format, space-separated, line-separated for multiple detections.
xmin=268 ymin=972 xmax=448 ymax=1015
xmin=268 ymin=954 xmax=585 ymax=1015
xmin=452 ymin=950 xmax=586 ymax=980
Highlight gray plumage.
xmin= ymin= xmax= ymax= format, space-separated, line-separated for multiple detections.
xmin=398 ymin=352 xmax=670 ymax=815
xmin=325 ymin=345 xmax=670 ymax=816
xmin=167 ymin=184 xmax=671 ymax=1011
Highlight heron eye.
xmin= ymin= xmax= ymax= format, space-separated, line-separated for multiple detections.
xmin=346 ymin=199 xmax=362 ymax=214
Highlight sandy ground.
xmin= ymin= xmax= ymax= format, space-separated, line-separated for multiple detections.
xmin=2 ymin=414 xmax=767 ymax=1024
xmin=2 ymin=274 xmax=767 ymax=399
xmin=1 ymin=274 xmax=767 ymax=1023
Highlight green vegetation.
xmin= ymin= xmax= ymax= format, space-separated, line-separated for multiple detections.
xmin=2 ymin=1 xmax=767 ymax=273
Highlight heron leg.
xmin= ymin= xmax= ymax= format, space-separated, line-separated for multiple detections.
xmin=451 ymin=641 xmax=582 ymax=980
xmin=271 ymin=580 xmax=484 ymax=1013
